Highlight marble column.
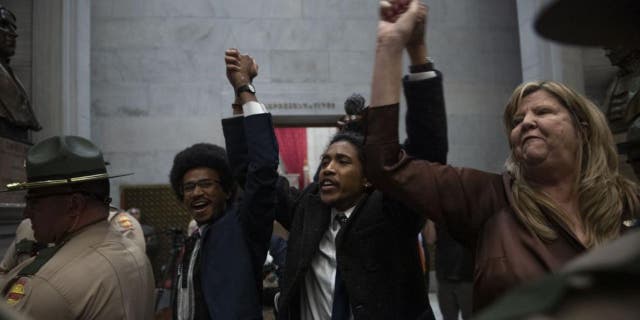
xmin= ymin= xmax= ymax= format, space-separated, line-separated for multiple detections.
xmin=32 ymin=0 xmax=91 ymax=142
xmin=516 ymin=0 xmax=586 ymax=93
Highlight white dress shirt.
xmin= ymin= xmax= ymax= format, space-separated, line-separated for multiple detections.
xmin=301 ymin=205 xmax=355 ymax=320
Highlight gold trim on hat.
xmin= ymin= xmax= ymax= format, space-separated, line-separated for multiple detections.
xmin=4 ymin=173 xmax=132 ymax=191
xmin=6 ymin=179 xmax=69 ymax=190
xmin=70 ymin=173 xmax=110 ymax=182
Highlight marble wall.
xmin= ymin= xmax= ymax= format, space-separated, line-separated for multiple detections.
xmin=426 ymin=0 xmax=522 ymax=170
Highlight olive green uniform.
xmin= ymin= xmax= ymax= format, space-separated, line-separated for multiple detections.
xmin=1 ymin=221 xmax=154 ymax=320
xmin=475 ymin=229 xmax=640 ymax=320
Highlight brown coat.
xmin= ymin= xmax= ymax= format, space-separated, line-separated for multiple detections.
xmin=363 ymin=104 xmax=592 ymax=311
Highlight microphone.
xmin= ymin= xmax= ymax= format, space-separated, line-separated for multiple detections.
xmin=344 ymin=93 xmax=365 ymax=116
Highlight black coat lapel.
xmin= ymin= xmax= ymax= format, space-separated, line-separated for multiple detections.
xmin=335 ymin=193 xmax=372 ymax=246
xmin=300 ymin=193 xmax=331 ymax=266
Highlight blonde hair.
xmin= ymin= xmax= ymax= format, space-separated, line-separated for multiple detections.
xmin=503 ymin=81 xmax=639 ymax=247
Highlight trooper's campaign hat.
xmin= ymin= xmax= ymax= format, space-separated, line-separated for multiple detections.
xmin=1 ymin=135 xmax=131 ymax=192
xmin=535 ymin=0 xmax=640 ymax=48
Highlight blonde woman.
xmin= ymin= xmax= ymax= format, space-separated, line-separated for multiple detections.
xmin=365 ymin=0 xmax=640 ymax=311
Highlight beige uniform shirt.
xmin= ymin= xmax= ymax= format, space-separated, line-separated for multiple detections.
xmin=0 ymin=219 xmax=35 ymax=273
xmin=108 ymin=211 xmax=146 ymax=252
xmin=2 ymin=221 xmax=155 ymax=320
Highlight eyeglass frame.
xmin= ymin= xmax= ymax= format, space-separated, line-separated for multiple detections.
xmin=181 ymin=179 xmax=222 ymax=195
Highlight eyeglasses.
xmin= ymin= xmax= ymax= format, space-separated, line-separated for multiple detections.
xmin=182 ymin=179 xmax=221 ymax=195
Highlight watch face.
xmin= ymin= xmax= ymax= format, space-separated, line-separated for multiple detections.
xmin=236 ymin=83 xmax=256 ymax=96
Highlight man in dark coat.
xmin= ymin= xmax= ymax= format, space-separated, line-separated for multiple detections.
xmin=169 ymin=49 xmax=279 ymax=320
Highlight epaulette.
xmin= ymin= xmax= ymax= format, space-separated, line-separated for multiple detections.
xmin=15 ymin=239 xmax=38 ymax=256
xmin=16 ymin=245 xmax=60 ymax=277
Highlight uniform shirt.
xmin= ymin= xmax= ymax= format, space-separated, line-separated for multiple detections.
xmin=0 ymin=219 xmax=35 ymax=273
xmin=301 ymin=205 xmax=355 ymax=320
xmin=2 ymin=221 xmax=155 ymax=320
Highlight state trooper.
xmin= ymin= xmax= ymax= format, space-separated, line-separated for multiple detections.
xmin=0 ymin=135 xmax=155 ymax=319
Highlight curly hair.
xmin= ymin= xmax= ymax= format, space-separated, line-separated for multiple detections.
xmin=329 ymin=130 xmax=365 ymax=165
xmin=169 ymin=143 xmax=234 ymax=201
xmin=503 ymin=80 xmax=640 ymax=247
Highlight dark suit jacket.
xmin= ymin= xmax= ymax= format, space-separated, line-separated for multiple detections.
xmin=223 ymin=74 xmax=445 ymax=320
xmin=176 ymin=113 xmax=278 ymax=320
xmin=275 ymin=183 xmax=432 ymax=320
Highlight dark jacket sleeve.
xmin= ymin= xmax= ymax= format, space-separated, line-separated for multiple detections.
xmin=238 ymin=114 xmax=279 ymax=243
xmin=386 ymin=73 xmax=448 ymax=234
xmin=403 ymin=71 xmax=448 ymax=164
xmin=222 ymin=116 xmax=301 ymax=232
xmin=222 ymin=114 xmax=279 ymax=276
xmin=274 ymin=176 xmax=303 ymax=231
xmin=222 ymin=116 xmax=249 ymax=188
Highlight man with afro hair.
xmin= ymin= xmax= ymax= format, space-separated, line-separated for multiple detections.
xmin=169 ymin=49 xmax=279 ymax=320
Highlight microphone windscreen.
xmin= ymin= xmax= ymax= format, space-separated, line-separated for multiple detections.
xmin=344 ymin=93 xmax=366 ymax=116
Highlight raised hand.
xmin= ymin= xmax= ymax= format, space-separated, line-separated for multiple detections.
xmin=225 ymin=48 xmax=259 ymax=90
xmin=380 ymin=0 xmax=410 ymax=22
xmin=377 ymin=0 xmax=427 ymax=50
xmin=370 ymin=0 xmax=426 ymax=107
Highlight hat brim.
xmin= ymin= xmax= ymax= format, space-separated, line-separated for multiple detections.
xmin=535 ymin=0 xmax=640 ymax=47
xmin=1 ymin=172 xmax=133 ymax=192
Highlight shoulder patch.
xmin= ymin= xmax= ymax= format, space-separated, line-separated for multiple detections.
xmin=117 ymin=215 xmax=134 ymax=230
xmin=6 ymin=277 xmax=28 ymax=306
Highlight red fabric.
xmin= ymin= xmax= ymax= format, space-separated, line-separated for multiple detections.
xmin=275 ymin=128 xmax=307 ymax=188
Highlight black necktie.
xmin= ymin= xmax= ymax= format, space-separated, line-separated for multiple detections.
xmin=332 ymin=213 xmax=350 ymax=320
xmin=335 ymin=213 xmax=348 ymax=227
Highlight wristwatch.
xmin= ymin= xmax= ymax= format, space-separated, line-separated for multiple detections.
xmin=236 ymin=83 xmax=256 ymax=97
xmin=409 ymin=57 xmax=435 ymax=73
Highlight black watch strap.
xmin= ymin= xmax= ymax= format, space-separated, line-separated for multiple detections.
xmin=409 ymin=57 xmax=435 ymax=73
xmin=236 ymin=83 xmax=256 ymax=97
xmin=409 ymin=62 xmax=434 ymax=73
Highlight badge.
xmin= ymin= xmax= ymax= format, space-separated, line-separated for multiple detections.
xmin=6 ymin=277 xmax=28 ymax=306
xmin=117 ymin=215 xmax=134 ymax=230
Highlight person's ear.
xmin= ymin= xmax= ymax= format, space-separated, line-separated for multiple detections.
xmin=363 ymin=179 xmax=372 ymax=189
xmin=68 ymin=193 xmax=87 ymax=217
